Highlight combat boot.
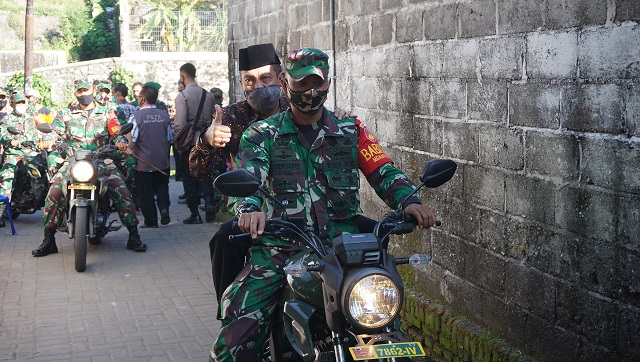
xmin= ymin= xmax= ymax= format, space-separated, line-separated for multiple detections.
xmin=204 ymin=195 xmax=219 ymax=222
xmin=126 ymin=226 xmax=147 ymax=252
xmin=32 ymin=229 xmax=58 ymax=257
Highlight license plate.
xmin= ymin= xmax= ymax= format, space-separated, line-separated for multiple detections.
xmin=349 ymin=342 xmax=425 ymax=360
xmin=68 ymin=185 xmax=96 ymax=190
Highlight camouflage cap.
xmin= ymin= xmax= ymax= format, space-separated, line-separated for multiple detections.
xmin=74 ymin=78 xmax=92 ymax=91
xmin=284 ymin=48 xmax=329 ymax=80
xmin=210 ymin=87 xmax=223 ymax=98
xmin=93 ymin=79 xmax=112 ymax=91
xmin=10 ymin=87 xmax=25 ymax=103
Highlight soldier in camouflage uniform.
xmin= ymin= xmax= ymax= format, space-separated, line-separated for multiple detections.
xmin=210 ymin=48 xmax=437 ymax=361
xmin=0 ymin=89 xmax=50 ymax=227
xmin=32 ymin=79 xmax=146 ymax=257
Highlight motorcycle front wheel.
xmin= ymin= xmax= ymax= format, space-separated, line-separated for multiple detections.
xmin=74 ymin=207 xmax=89 ymax=272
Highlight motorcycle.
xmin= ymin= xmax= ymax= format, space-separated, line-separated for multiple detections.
xmin=212 ymin=159 xmax=457 ymax=361
xmin=4 ymin=126 xmax=49 ymax=217
xmin=38 ymin=122 xmax=134 ymax=272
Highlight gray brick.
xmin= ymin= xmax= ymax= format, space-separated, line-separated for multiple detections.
xmin=443 ymin=39 xmax=478 ymax=79
xmin=459 ymin=0 xmax=496 ymax=38
xmin=523 ymin=225 xmax=580 ymax=280
xmin=556 ymin=185 xmax=617 ymax=242
xmin=624 ymin=83 xmax=640 ymax=136
xmin=396 ymin=8 xmax=424 ymax=43
xmin=432 ymin=79 xmax=466 ymax=118
xmin=618 ymin=248 xmax=640 ymax=307
xmin=617 ymin=307 xmax=640 ymax=360
xmin=376 ymin=78 xmax=403 ymax=112
xmin=372 ymin=111 xmax=414 ymax=147
xmin=400 ymin=78 xmax=431 ymax=114
xmin=440 ymin=270 xmax=484 ymax=322
xmin=468 ymin=80 xmax=508 ymax=123
xmin=505 ymin=263 xmax=556 ymax=318
xmin=365 ymin=45 xmax=412 ymax=78
xmin=509 ymin=83 xmax=563 ymax=129
xmin=546 ymin=0 xmax=608 ymax=29
xmin=412 ymin=42 xmax=443 ymax=78
xmin=423 ymin=3 xmax=457 ymax=40
xmin=525 ymin=130 xmax=579 ymax=179
xmin=371 ymin=13 xmax=393 ymax=47
xmin=505 ymin=174 xmax=555 ymax=225
xmin=479 ymin=36 xmax=524 ymax=80
xmin=464 ymin=243 xmax=507 ymax=297
xmin=581 ymin=137 xmax=640 ymax=193
xmin=349 ymin=18 xmax=369 ymax=47
xmin=578 ymin=24 xmax=640 ymax=80
xmin=443 ymin=121 xmax=479 ymax=162
xmin=563 ymin=84 xmax=625 ymax=133
xmin=617 ymin=194 xmax=640 ymax=252
xmin=413 ymin=116 xmax=443 ymax=154
xmin=431 ymin=233 xmax=466 ymax=277
xmin=524 ymin=314 xmax=580 ymax=361
xmin=463 ymin=165 xmax=505 ymax=211
xmin=616 ymin=0 xmax=640 ymax=21
xmin=526 ymin=30 xmax=578 ymax=79
xmin=497 ymin=0 xmax=545 ymax=34
xmin=479 ymin=125 xmax=524 ymax=170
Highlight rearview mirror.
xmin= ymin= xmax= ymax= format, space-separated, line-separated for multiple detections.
xmin=7 ymin=127 xmax=20 ymax=135
xmin=213 ymin=168 xmax=261 ymax=197
xmin=420 ymin=159 xmax=457 ymax=188
xmin=119 ymin=122 xmax=134 ymax=136
xmin=37 ymin=123 xmax=53 ymax=133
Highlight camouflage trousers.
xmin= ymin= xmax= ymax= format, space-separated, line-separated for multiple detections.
xmin=211 ymin=245 xmax=293 ymax=361
xmin=43 ymin=162 xmax=138 ymax=230
xmin=0 ymin=154 xmax=23 ymax=199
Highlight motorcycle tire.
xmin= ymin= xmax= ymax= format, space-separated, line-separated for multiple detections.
xmin=74 ymin=207 xmax=89 ymax=272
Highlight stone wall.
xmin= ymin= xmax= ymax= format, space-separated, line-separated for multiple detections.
xmin=0 ymin=52 xmax=229 ymax=106
xmin=227 ymin=0 xmax=640 ymax=361
xmin=0 ymin=51 xmax=67 ymax=74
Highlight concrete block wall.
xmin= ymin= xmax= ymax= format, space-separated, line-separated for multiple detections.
xmin=227 ymin=0 xmax=639 ymax=361
xmin=0 ymin=52 xmax=229 ymax=106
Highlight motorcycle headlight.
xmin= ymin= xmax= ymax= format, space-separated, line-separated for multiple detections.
xmin=70 ymin=160 xmax=94 ymax=182
xmin=342 ymin=271 xmax=401 ymax=330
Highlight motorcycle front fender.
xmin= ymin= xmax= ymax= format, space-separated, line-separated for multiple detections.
xmin=68 ymin=200 xmax=95 ymax=238
xmin=283 ymin=299 xmax=317 ymax=362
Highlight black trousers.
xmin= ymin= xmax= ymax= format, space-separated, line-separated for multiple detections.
xmin=179 ymin=148 xmax=213 ymax=213
xmin=209 ymin=214 xmax=378 ymax=320
xmin=135 ymin=169 xmax=170 ymax=227
xmin=172 ymin=143 xmax=182 ymax=180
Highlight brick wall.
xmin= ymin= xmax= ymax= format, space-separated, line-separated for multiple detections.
xmin=227 ymin=0 xmax=639 ymax=360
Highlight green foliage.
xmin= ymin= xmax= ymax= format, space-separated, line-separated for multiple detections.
xmin=6 ymin=72 xmax=54 ymax=109
xmin=78 ymin=0 xmax=121 ymax=60
xmin=7 ymin=13 xmax=26 ymax=41
xmin=45 ymin=2 xmax=92 ymax=61
xmin=109 ymin=66 xmax=136 ymax=100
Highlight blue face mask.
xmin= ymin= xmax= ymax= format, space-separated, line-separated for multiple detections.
xmin=244 ymin=85 xmax=281 ymax=114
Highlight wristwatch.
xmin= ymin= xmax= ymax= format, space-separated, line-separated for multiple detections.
xmin=237 ymin=203 xmax=260 ymax=217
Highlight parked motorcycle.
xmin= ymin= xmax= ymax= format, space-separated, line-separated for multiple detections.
xmin=212 ymin=159 xmax=457 ymax=361
xmin=38 ymin=122 xmax=134 ymax=272
xmin=5 ymin=126 xmax=49 ymax=217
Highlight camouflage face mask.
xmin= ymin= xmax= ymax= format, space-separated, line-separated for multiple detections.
xmin=285 ymin=81 xmax=328 ymax=115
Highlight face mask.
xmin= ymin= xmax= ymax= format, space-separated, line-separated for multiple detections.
xmin=166 ymin=100 xmax=174 ymax=107
xmin=0 ymin=100 xmax=7 ymax=109
xmin=285 ymin=82 xmax=328 ymax=115
xmin=245 ymin=85 xmax=281 ymax=114
xmin=95 ymin=93 xmax=109 ymax=105
xmin=77 ymin=94 xmax=94 ymax=106
xmin=14 ymin=104 xmax=28 ymax=115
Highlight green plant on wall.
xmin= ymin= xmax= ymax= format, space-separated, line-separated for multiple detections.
xmin=6 ymin=72 xmax=53 ymax=109
xmin=79 ymin=0 xmax=120 ymax=60
xmin=109 ymin=66 xmax=136 ymax=100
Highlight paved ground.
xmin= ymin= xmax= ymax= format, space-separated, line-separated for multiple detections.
xmin=0 ymin=179 xmax=226 ymax=361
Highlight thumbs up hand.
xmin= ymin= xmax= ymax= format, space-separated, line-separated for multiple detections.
xmin=205 ymin=104 xmax=232 ymax=148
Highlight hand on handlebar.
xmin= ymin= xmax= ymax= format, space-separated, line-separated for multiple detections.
xmin=404 ymin=203 xmax=437 ymax=229
xmin=10 ymin=139 xmax=21 ymax=148
xmin=115 ymin=142 xmax=129 ymax=152
xmin=237 ymin=211 xmax=267 ymax=239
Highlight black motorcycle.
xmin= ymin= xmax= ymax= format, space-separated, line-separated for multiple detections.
xmin=212 ymin=159 xmax=457 ymax=361
xmin=38 ymin=122 xmax=133 ymax=272
xmin=5 ymin=126 xmax=49 ymax=218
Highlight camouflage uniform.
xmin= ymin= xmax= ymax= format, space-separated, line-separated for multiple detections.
xmin=42 ymin=101 xmax=138 ymax=230
xmin=0 ymin=91 xmax=48 ymax=200
xmin=212 ymin=108 xmax=421 ymax=360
